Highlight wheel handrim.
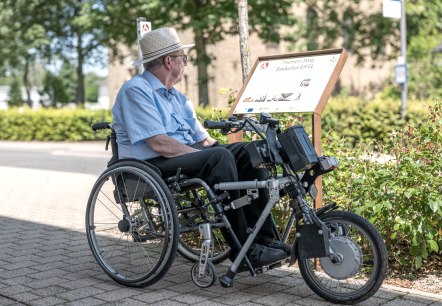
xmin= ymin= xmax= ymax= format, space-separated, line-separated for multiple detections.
xmin=86 ymin=167 xmax=175 ymax=283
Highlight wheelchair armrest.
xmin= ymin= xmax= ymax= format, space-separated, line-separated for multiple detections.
xmin=108 ymin=158 xmax=162 ymax=177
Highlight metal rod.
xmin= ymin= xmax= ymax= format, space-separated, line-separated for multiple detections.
xmin=136 ymin=17 xmax=146 ymax=74
xmin=400 ymin=0 xmax=408 ymax=119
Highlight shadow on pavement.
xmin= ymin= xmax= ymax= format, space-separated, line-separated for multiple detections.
xmin=1 ymin=216 xmax=440 ymax=305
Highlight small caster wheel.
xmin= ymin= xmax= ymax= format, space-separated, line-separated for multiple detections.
xmin=191 ymin=261 xmax=217 ymax=288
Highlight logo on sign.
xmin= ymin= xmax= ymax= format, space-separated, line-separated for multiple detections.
xmin=260 ymin=62 xmax=269 ymax=69
xmin=247 ymin=108 xmax=254 ymax=112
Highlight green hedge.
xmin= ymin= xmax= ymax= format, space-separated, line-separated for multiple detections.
xmin=322 ymin=98 xmax=432 ymax=148
xmin=0 ymin=108 xmax=112 ymax=141
xmin=0 ymin=99 xmax=432 ymax=143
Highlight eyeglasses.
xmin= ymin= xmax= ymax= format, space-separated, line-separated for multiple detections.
xmin=169 ymin=54 xmax=187 ymax=66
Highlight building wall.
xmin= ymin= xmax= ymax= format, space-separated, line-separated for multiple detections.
xmin=0 ymin=86 xmax=42 ymax=109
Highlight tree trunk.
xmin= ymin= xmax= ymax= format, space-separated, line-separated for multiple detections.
xmin=23 ymin=57 xmax=32 ymax=107
xmin=75 ymin=33 xmax=85 ymax=106
xmin=237 ymin=0 xmax=251 ymax=82
xmin=194 ymin=28 xmax=210 ymax=107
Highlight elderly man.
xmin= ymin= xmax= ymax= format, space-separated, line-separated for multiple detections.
xmin=112 ymin=27 xmax=289 ymax=267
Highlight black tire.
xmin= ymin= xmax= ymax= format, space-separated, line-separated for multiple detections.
xmin=86 ymin=161 xmax=179 ymax=287
xmin=298 ymin=210 xmax=388 ymax=304
xmin=176 ymin=189 xmax=231 ymax=264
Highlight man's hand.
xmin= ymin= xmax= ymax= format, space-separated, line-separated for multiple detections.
xmin=145 ymin=134 xmax=199 ymax=158
xmin=198 ymin=136 xmax=217 ymax=147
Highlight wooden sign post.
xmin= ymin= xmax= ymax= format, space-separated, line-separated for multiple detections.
xmin=228 ymin=49 xmax=348 ymax=208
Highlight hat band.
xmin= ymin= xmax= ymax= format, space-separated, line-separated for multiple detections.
xmin=142 ymin=42 xmax=181 ymax=59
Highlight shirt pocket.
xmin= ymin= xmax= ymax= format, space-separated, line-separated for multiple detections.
xmin=171 ymin=113 xmax=195 ymax=135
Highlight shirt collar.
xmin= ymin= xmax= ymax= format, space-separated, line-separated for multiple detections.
xmin=142 ymin=70 xmax=178 ymax=96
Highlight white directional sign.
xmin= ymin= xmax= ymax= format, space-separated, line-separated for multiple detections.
xmin=383 ymin=0 xmax=401 ymax=19
xmin=139 ymin=21 xmax=152 ymax=37
xmin=394 ymin=64 xmax=408 ymax=84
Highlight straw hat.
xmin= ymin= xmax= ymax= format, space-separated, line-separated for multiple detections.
xmin=132 ymin=27 xmax=194 ymax=66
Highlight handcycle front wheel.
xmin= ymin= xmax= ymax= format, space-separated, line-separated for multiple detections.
xmin=297 ymin=210 xmax=388 ymax=304
xmin=85 ymin=161 xmax=179 ymax=287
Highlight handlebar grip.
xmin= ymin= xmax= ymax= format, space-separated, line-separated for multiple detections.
xmin=203 ymin=120 xmax=231 ymax=130
xmin=91 ymin=122 xmax=111 ymax=131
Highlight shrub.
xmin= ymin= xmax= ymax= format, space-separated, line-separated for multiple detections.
xmin=323 ymin=101 xmax=442 ymax=271
xmin=322 ymin=97 xmax=432 ymax=148
xmin=0 ymin=108 xmax=111 ymax=141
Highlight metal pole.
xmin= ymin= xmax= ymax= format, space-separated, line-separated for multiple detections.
xmin=237 ymin=0 xmax=251 ymax=83
xmin=136 ymin=17 xmax=146 ymax=74
xmin=400 ymin=0 xmax=407 ymax=119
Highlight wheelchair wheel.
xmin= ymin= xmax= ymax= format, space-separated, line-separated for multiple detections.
xmin=86 ymin=161 xmax=179 ymax=287
xmin=176 ymin=189 xmax=231 ymax=264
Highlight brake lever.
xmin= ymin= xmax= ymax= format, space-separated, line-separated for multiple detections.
xmin=105 ymin=135 xmax=111 ymax=151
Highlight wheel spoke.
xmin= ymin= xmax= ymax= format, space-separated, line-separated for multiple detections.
xmin=298 ymin=211 xmax=387 ymax=304
xmin=86 ymin=164 xmax=178 ymax=287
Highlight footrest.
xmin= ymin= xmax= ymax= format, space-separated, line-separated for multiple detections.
xmin=237 ymin=257 xmax=290 ymax=274
xmin=254 ymin=257 xmax=290 ymax=274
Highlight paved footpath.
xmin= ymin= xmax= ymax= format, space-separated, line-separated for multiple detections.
xmin=0 ymin=142 xmax=441 ymax=305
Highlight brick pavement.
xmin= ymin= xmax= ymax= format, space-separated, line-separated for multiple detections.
xmin=0 ymin=153 xmax=441 ymax=305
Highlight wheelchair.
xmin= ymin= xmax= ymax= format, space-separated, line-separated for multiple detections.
xmin=86 ymin=114 xmax=388 ymax=304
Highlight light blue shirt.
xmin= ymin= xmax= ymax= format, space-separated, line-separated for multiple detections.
xmin=112 ymin=71 xmax=209 ymax=160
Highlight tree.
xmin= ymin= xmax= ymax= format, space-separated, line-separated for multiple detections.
xmin=103 ymin=0 xmax=297 ymax=106
xmin=85 ymin=73 xmax=103 ymax=102
xmin=406 ymin=1 xmax=442 ymax=99
xmin=41 ymin=0 xmax=109 ymax=106
xmin=40 ymin=62 xmax=76 ymax=107
xmin=237 ymin=0 xmax=252 ymax=82
xmin=0 ymin=1 xmax=111 ymax=107
xmin=7 ymin=79 xmax=24 ymax=107
xmin=292 ymin=0 xmax=400 ymax=65
xmin=0 ymin=0 xmax=49 ymax=106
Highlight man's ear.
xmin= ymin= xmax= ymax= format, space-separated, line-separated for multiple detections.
xmin=163 ymin=56 xmax=172 ymax=70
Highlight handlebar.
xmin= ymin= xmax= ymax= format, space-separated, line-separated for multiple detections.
xmin=92 ymin=122 xmax=112 ymax=132
xmin=203 ymin=120 xmax=235 ymax=130
xmin=203 ymin=117 xmax=267 ymax=136
xmin=203 ymin=113 xmax=279 ymax=136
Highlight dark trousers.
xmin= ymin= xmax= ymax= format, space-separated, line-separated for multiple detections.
xmin=147 ymin=142 xmax=275 ymax=246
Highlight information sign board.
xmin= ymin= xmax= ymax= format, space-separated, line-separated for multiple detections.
xmin=231 ymin=49 xmax=347 ymax=115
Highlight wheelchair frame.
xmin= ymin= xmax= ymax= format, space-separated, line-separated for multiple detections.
xmin=87 ymin=122 xmax=296 ymax=288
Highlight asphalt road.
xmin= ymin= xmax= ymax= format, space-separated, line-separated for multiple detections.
xmin=0 ymin=141 xmax=110 ymax=175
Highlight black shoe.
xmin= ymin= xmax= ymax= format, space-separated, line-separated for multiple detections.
xmin=236 ymin=243 xmax=286 ymax=273
xmin=256 ymin=236 xmax=292 ymax=255
xmin=248 ymin=243 xmax=287 ymax=266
